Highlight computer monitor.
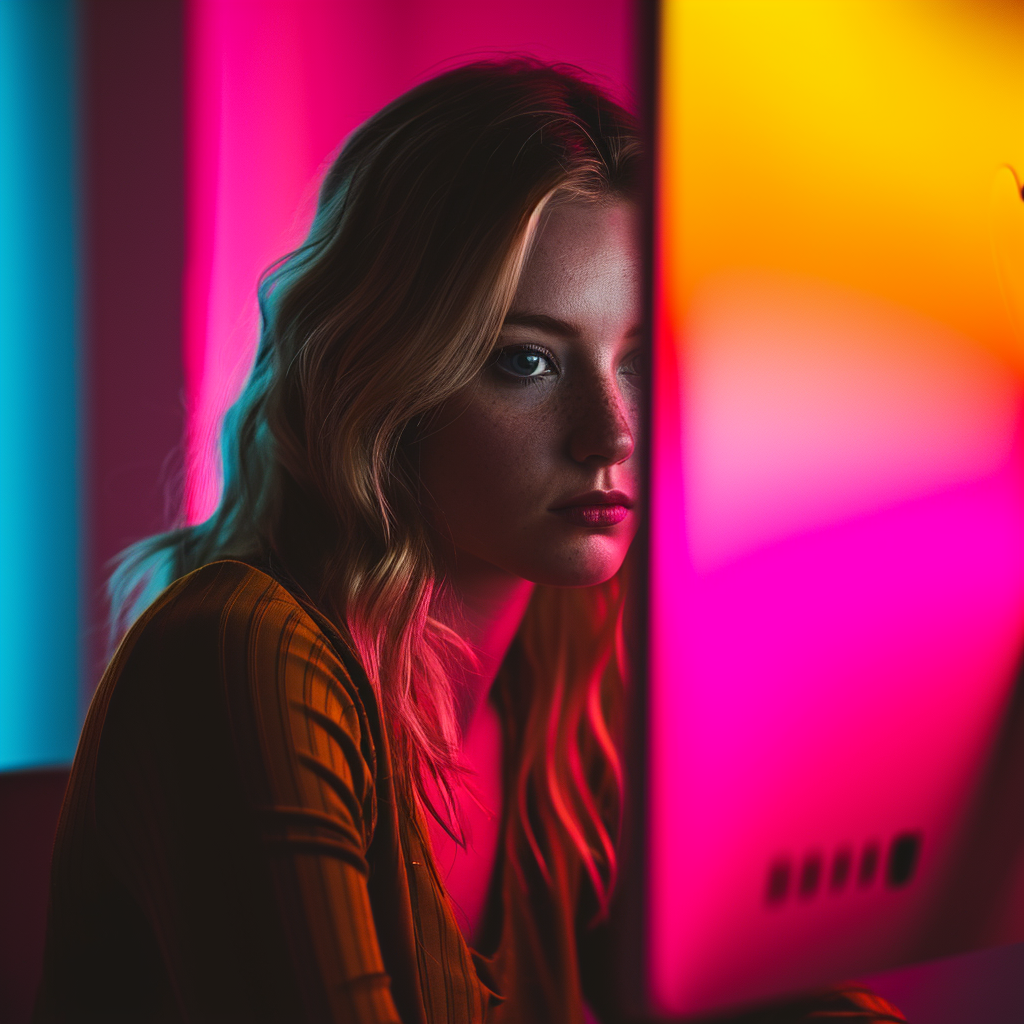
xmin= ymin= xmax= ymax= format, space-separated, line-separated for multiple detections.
xmin=627 ymin=2 xmax=1024 ymax=1018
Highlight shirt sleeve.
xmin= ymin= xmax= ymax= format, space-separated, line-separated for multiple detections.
xmin=93 ymin=563 xmax=404 ymax=1023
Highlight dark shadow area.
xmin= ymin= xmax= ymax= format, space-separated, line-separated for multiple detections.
xmin=921 ymin=648 xmax=1024 ymax=954
xmin=0 ymin=769 xmax=70 ymax=1024
xmin=866 ymin=941 xmax=1024 ymax=1024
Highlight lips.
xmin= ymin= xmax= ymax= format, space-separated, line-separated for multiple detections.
xmin=551 ymin=490 xmax=633 ymax=528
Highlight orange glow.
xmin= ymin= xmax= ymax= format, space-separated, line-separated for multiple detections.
xmin=660 ymin=0 xmax=1024 ymax=369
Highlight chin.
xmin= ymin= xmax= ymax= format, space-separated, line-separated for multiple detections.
xmin=527 ymin=538 xmax=631 ymax=589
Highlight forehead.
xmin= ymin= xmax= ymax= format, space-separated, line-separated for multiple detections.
xmin=511 ymin=199 xmax=641 ymax=324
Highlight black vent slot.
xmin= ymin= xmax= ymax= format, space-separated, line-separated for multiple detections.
xmin=765 ymin=830 xmax=922 ymax=908
xmin=887 ymin=832 xmax=921 ymax=887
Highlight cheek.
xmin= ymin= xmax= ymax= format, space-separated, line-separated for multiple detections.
xmin=419 ymin=398 xmax=556 ymax=521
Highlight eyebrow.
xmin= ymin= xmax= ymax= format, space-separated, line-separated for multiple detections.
xmin=501 ymin=311 xmax=645 ymax=339
xmin=501 ymin=311 xmax=579 ymax=337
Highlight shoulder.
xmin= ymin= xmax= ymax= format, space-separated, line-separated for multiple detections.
xmin=93 ymin=559 xmax=383 ymax=845
xmin=118 ymin=560 xmax=363 ymax=695
xmin=129 ymin=558 xmax=344 ymax=661
xmin=102 ymin=560 xmax=380 ymax=777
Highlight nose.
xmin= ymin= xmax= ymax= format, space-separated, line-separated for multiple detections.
xmin=567 ymin=374 xmax=635 ymax=466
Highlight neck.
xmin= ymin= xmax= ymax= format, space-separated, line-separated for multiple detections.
xmin=433 ymin=554 xmax=534 ymax=739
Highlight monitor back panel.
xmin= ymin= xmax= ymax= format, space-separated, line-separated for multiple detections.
xmin=644 ymin=2 xmax=1024 ymax=1018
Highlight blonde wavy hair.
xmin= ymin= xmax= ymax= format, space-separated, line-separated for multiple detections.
xmin=111 ymin=58 xmax=640 ymax=911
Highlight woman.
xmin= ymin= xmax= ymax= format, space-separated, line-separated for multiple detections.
xmin=35 ymin=60 xmax=902 ymax=1024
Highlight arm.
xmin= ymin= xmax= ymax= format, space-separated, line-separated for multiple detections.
xmin=94 ymin=564 xmax=405 ymax=1023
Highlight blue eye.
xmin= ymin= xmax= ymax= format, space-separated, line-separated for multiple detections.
xmin=622 ymin=350 xmax=647 ymax=377
xmin=495 ymin=347 xmax=555 ymax=380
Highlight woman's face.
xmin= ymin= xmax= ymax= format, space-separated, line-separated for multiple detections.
xmin=417 ymin=199 xmax=642 ymax=589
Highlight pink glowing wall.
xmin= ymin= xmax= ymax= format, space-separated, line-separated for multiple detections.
xmin=183 ymin=0 xmax=635 ymax=522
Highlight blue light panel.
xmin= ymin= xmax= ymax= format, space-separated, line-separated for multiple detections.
xmin=0 ymin=0 xmax=82 ymax=770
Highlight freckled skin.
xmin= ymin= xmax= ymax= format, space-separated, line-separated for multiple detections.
xmin=417 ymin=199 xmax=643 ymax=590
